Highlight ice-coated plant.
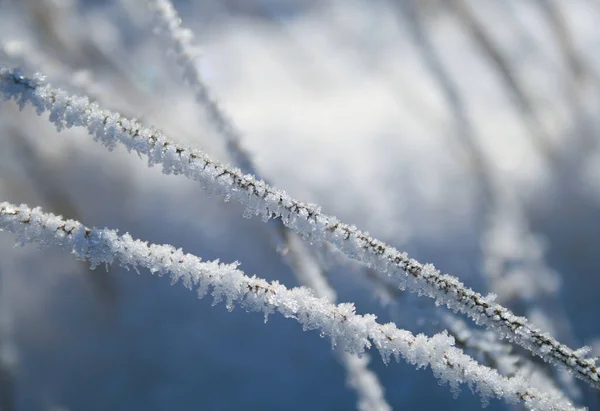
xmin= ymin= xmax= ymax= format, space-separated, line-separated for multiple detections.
xmin=1 ymin=0 xmax=600 ymax=410
xmin=0 ymin=202 xmax=581 ymax=411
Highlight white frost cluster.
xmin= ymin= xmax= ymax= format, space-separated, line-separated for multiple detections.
xmin=0 ymin=202 xmax=582 ymax=411
xmin=0 ymin=68 xmax=598 ymax=391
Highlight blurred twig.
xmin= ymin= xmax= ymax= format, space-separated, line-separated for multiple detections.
xmin=390 ymin=0 xmax=494 ymax=205
xmin=537 ymin=0 xmax=590 ymax=88
xmin=537 ymin=0 xmax=599 ymax=153
xmin=147 ymin=1 xmax=392 ymax=409
xmin=0 ymin=361 xmax=14 ymax=411
xmin=390 ymin=0 xmax=583 ymax=400
xmin=0 ymin=267 xmax=15 ymax=411
xmin=449 ymin=0 xmax=557 ymax=163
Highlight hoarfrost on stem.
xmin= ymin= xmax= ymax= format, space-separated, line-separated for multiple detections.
xmin=147 ymin=1 xmax=392 ymax=408
xmin=0 ymin=68 xmax=599 ymax=391
xmin=0 ymin=202 xmax=582 ymax=411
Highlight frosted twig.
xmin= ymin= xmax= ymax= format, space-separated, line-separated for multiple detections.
xmin=352 ymin=235 xmax=572 ymax=402
xmin=2 ymin=39 xmax=100 ymax=99
xmin=0 ymin=202 xmax=582 ymax=411
xmin=482 ymin=189 xmax=582 ymax=399
xmin=146 ymin=2 xmax=391 ymax=408
xmin=444 ymin=313 xmax=571 ymax=402
xmin=0 ymin=69 xmax=599 ymax=390
xmin=391 ymin=1 xmax=578 ymax=398
xmin=147 ymin=0 xmax=255 ymax=175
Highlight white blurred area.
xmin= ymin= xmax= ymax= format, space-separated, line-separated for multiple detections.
xmin=2 ymin=0 xmax=600 ymax=409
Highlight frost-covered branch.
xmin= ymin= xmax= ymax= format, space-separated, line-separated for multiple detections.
xmin=482 ymin=190 xmax=583 ymax=400
xmin=390 ymin=0 xmax=580 ymax=398
xmin=0 ymin=69 xmax=598 ymax=390
xmin=146 ymin=2 xmax=391 ymax=409
xmin=0 ymin=202 xmax=582 ymax=411
xmin=147 ymin=0 xmax=255 ymax=175
xmin=2 ymin=39 xmax=102 ymax=100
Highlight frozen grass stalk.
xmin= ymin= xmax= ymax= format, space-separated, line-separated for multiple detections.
xmin=0 ymin=202 xmax=583 ymax=411
xmin=146 ymin=1 xmax=392 ymax=409
xmin=0 ymin=68 xmax=598 ymax=391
